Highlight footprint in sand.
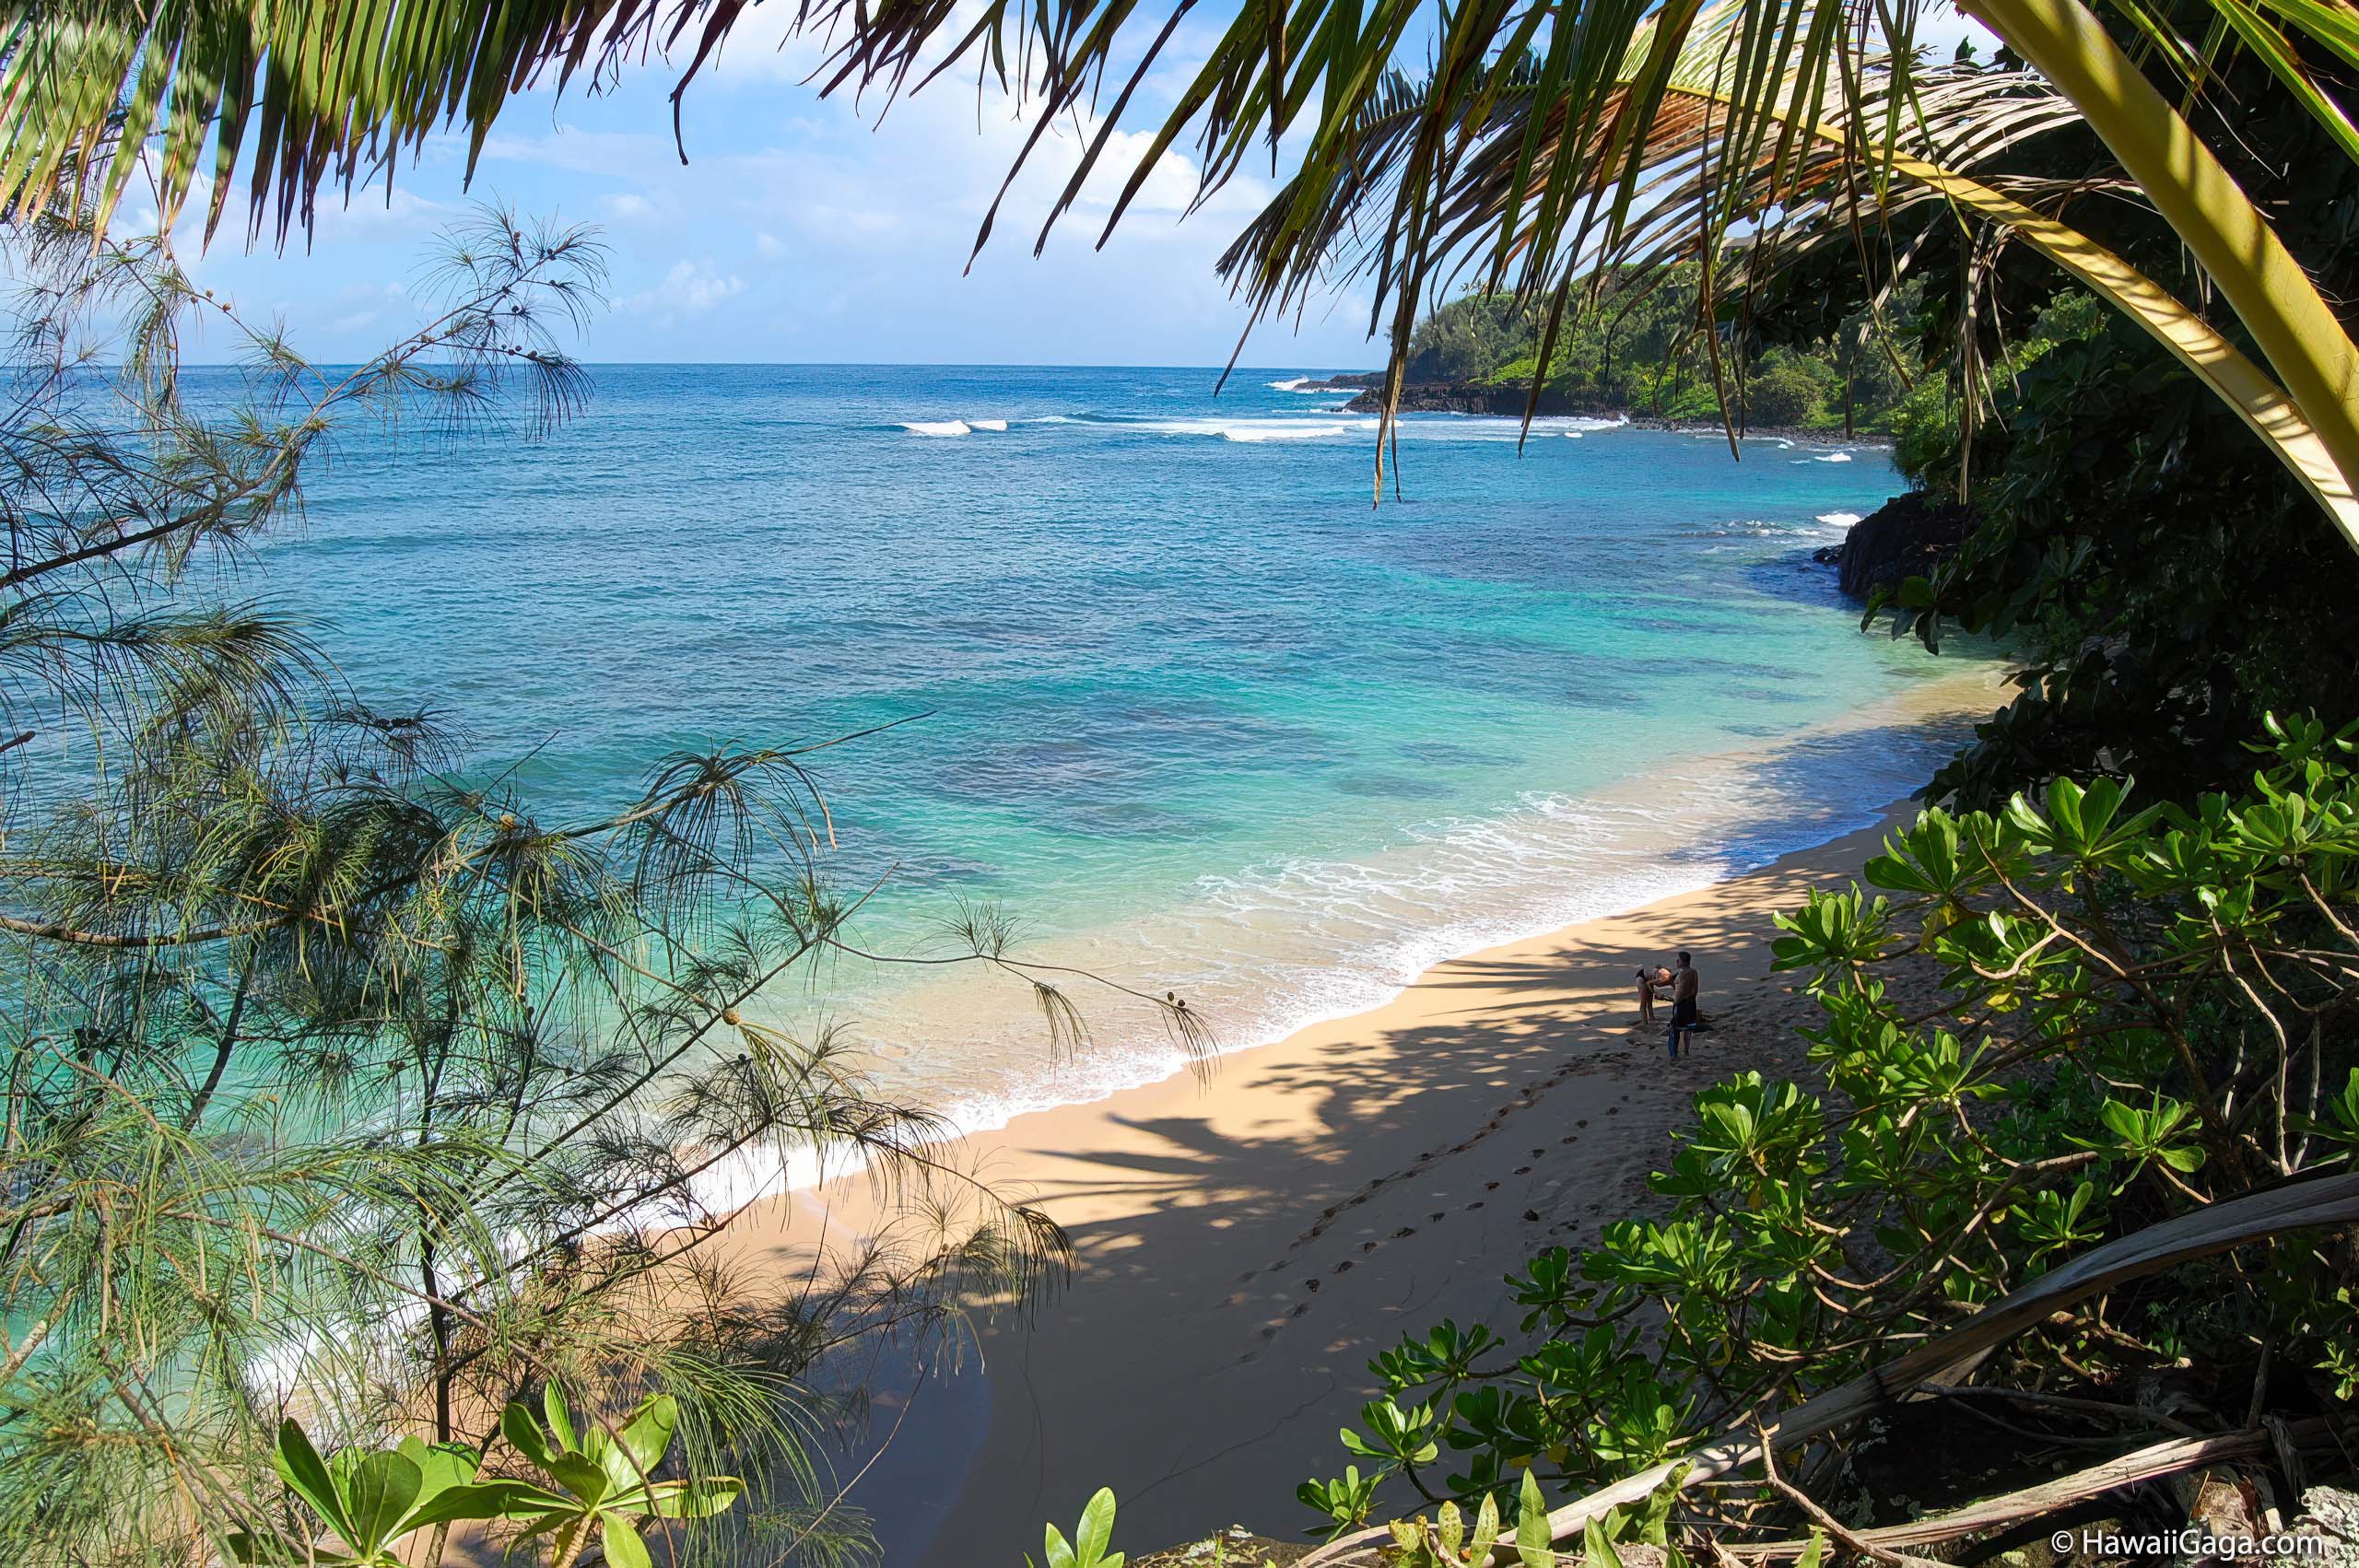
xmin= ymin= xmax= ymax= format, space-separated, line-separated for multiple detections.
xmin=1467 ymin=1200 xmax=1485 ymax=1211
xmin=1578 ymin=1118 xmax=1590 ymax=1128
xmin=1396 ymin=1225 xmax=1418 ymax=1238
xmin=1306 ymin=1278 xmax=1320 ymax=1293
xmin=1485 ymin=1181 xmax=1499 ymax=1190
xmin=1523 ymin=1210 xmax=1540 ymax=1222
xmin=1362 ymin=1240 xmax=1379 ymax=1253
xmin=1334 ymin=1260 xmax=1355 ymax=1274
xmin=1529 ymin=1148 xmax=1544 ymax=1157
xmin=1428 ymin=1212 xmax=1445 ymax=1222
xmin=1561 ymin=1134 xmax=1579 ymax=1144
xmin=1292 ymin=1303 xmax=1311 ymax=1316
xmin=1608 ymin=1107 xmax=1621 ymax=1117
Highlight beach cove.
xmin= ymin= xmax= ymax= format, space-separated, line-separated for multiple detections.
xmin=249 ymin=365 xmax=1978 ymax=1146
xmin=728 ymin=670 xmax=2002 ymax=1563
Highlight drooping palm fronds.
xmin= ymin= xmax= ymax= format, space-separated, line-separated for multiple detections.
xmin=1209 ymin=13 xmax=2359 ymax=532
xmin=6 ymin=0 xmax=2359 ymax=528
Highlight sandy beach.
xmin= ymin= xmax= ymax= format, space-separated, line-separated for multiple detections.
xmin=724 ymin=802 xmax=1935 ymax=1564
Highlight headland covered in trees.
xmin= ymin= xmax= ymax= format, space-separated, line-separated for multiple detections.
xmin=1301 ymin=265 xmax=1923 ymax=439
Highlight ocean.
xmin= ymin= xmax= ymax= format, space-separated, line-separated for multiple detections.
xmin=248 ymin=362 xmax=1983 ymax=1164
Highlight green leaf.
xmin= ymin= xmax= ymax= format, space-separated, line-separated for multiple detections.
xmin=410 ymin=1480 xmax=551 ymax=1530
xmin=270 ymin=1419 xmax=353 ymax=1541
xmin=485 ymin=1482 xmax=580 ymax=1522
xmin=395 ymin=1436 xmax=480 ymax=1501
xmin=499 ymin=1401 xmax=553 ymax=1472
xmin=1517 ymin=1469 xmax=1554 ymax=1568
xmin=642 ymin=1478 xmax=742 ymax=1520
xmin=1045 ymin=1521 xmax=1078 ymax=1568
xmin=340 ymin=1450 xmax=424 ymax=1553
xmin=542 ymin=1383 xmax=579 ymax=1454
xmin=602 ymin=1514 xmax=654 ymax=1568
xmin=546 ymin=1452 xmax=610 ymax=1506
xmin=614 ymin=1395 xmax=678 ymax=1480
xmin=1582 ymin=1514 xmax=1625 ymax=1568
xmin=1076 ymin=1488 xmax=1118 ymax=1567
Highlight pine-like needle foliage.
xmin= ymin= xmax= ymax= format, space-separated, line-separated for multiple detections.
xmin=0 ymin=209 xmax=1183 ymax=1566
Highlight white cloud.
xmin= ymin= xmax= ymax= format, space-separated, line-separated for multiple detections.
xmin=622 ymin=259 xmax=747 ymax=322
xmin=597 ymin=192 xmax=663 ymax=224
xmin=476 ymin=125 xmax=679 ymax=181
xmin=140 ymin=7 xmax=1386 ymax=369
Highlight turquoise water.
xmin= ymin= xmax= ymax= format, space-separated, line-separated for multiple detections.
xmin=243 ymin=363 xmax=1980 ymax=1149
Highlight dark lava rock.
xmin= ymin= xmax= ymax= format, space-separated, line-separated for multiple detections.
xmin=1339 ymin=380 xmax=1618 ymax=416
xmin=1816 ymin=490 xmax=1976 ymax=599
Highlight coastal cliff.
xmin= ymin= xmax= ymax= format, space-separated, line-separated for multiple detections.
xmin=1297 ymin=371 xmax=1880 ymax=445
xmin=1300 ymin=371 xmax=1621 ymax=418
xmin=1813 ymin=490 xmax=1976 ymax=598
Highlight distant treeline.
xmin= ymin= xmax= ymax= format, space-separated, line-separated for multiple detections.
xmin=1402 ymin=263 xmax=1919 ymax=431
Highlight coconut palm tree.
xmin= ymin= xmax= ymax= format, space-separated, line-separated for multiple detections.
xmin=0 ymin=0 xmax=2350 ymax=513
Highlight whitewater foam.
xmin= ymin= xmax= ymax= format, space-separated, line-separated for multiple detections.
xmin=1817 ymin=510 xmax=1863 ymax=528
xmin=1031 ymin=412 xmax=1627 ymax=444
xmin=969 ymin=418 xmax=1008 ymax=432
xmin=902 ymin=419 xmax=970 ymax=438
xmin=1267 ymin=376 xmax=1310 ymax=391
xmin=1225 ymin=423 xmax=1348 ymax=442
xmin=1119 ymin=415 xmax=1381 ymax=441
xmin=676 ymin=687 xmax=1986 ymax=1218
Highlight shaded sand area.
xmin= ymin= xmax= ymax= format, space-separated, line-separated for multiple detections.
xmin=726 ymin=803 xmax=1944 ymax=1565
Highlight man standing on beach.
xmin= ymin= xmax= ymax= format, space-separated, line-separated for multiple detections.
xmin=1667 ymin=952 xmax=1701 ymax=1059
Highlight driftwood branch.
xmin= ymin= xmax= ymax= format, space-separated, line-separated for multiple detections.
xmin=1753 ymin=1417 xmax=1948 ymax=1568
xmin=1723 ymin=1420 xmax=2332 ymax=1560
xmin=1300 ymin=1171 xmax=2359 ymax=1566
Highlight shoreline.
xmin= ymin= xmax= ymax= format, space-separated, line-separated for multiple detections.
xmin=693 ymin=657 xmax=2006 ymax=1217
xmin=1297 ymin=378 xmax=1889 ymax=445
xmin=721 ymin=681 xmax=2000 ymax=1562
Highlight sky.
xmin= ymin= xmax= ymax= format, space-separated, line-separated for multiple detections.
xmin=135 ymin=4 xmax=1995 ymax=369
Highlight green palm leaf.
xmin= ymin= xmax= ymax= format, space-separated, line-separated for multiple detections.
xmin=7 ymin=0 xmax=2357 ymax=532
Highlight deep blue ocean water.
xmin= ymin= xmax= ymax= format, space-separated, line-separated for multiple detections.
xmin=237 ymin=363 xmax=1986 ymax=1140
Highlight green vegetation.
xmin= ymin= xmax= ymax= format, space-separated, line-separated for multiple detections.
xmin=1298 ymin=720 xmax=2359 ymax=1558
xmin=1400 ymin=268 xmax=1918 ymax=433
xmin=0 ymin=213 xmax=1195 ymax=1568
xmin=233 ymin=1389 xmax=736 ymax=1568
xmin=1806 ymin=10 xmax=2359 ymax=808
xmin=15 ymin=0 xmax=2359 ymax=1557
xmin=1032 ymin=1489 xmax=1126 ymax=1568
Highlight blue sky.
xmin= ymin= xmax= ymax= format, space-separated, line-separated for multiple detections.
xmin=144 ymin=5 xmax=1990 ymax=368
